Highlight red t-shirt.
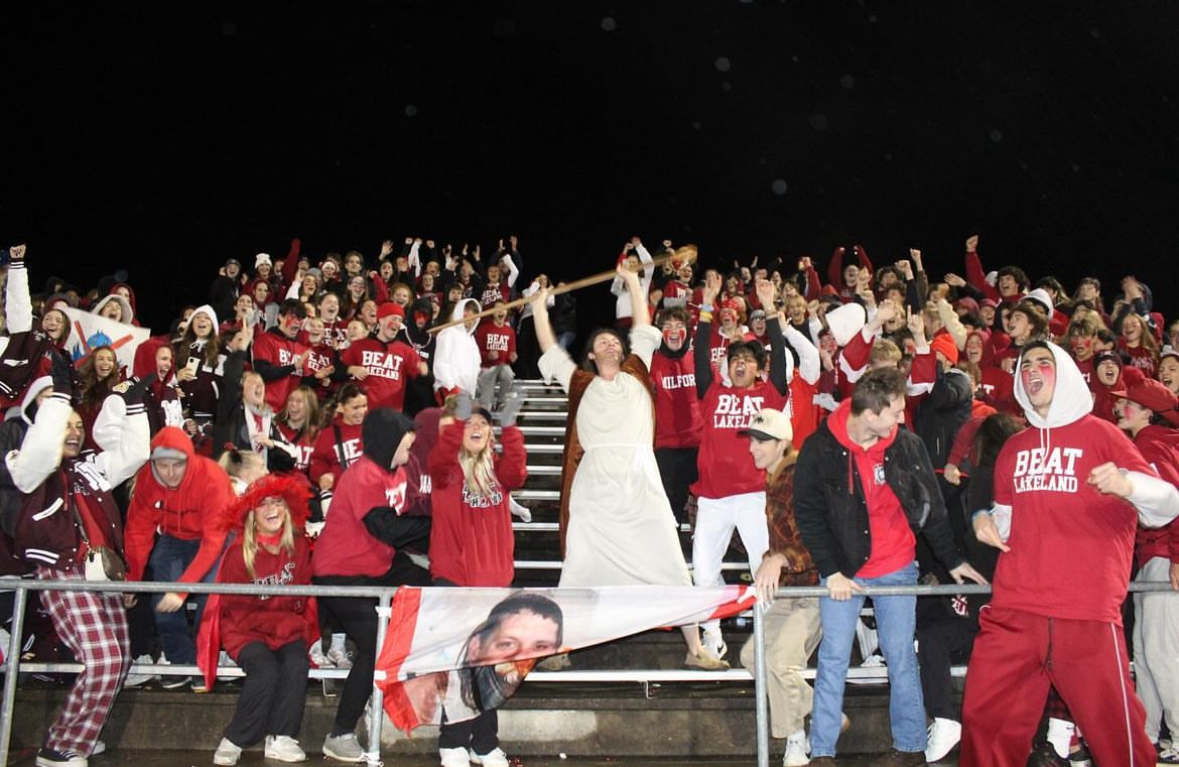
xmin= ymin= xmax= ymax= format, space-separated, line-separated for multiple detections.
xmin=692 ymin=379 xmax=788 ymax=498
xmin=992 ymin=414 xmax=1156 ymax=623
xmin=309 ymin=419 xmax=363 ymax=485
xmin=474 ymin=321 xmax=517 ymax=368
xmin=826 ymin=400 xmax=915 ymax=579
xmin=650 ymin=351 xmax=703 ymax=449
xmin=340 ymin=337 xmax=422 ymax=411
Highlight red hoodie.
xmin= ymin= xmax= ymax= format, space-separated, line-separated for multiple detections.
xmin=218 ymin=536 xmax=313 ymax=658
xmin=1132 ymin=424 xmax=1179 ymax=567
xmin=825 ymin=399 xmax=915 ymax=578
xmin=124 ymin=427 xmax=234 ymax=583
xmin=427 ymin=422 xmax=528 ymax=586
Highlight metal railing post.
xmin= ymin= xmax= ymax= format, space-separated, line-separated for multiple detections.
xmin=753 ymin=599 xmax=769 ymax=767
xmin=1 ymin=585 xmax=29 ymax=767
xmin=365 ymin=590 xmax=394 ymax=766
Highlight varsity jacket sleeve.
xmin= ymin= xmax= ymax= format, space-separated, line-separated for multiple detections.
xmin=90 ymin=394 xmax=150 ymax=487
xmin=5 ymin=259 xmax=33 ymax=334
xmin=783 ymin=322 xmax=821 ymax=385
xmin=6 ymin=392 xmax=69 ymax=494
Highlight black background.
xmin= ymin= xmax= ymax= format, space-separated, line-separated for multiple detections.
xmin=3 ymin=1 xmax=1178 ymax=332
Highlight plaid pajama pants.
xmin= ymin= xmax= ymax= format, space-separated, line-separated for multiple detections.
xmin=36 ymin=565 xmax=130 ymax=755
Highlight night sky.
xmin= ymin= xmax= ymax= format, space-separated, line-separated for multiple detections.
xmin=4 ymin=1 xmax=1179 ymax=331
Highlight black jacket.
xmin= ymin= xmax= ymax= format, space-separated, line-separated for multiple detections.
xmin=911 ymin=366 xmax=974 ymax=469
xmin=794 ymin=418 xmax=964 ymax=579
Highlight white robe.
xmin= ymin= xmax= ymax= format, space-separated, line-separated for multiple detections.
xmin=539 ymin=325 xmax=692 ymax=587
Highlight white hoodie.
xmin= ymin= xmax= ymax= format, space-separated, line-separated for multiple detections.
xmin=433 ymin=298 xmax=482 ymax=395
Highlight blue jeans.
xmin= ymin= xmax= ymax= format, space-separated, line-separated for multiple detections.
xmin=811 ymin=561 xmax=924 ymax=757
xmin=149 ymin=534 xmax=221 ymax=664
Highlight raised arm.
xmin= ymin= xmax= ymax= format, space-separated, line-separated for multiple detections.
xmin=5 ymin=244 xmax=32 ymax=334
xmin=529 ymin=285 xmax=557 ymax=355
xmin=758 ymin=279 xmax=788 ymax=395
xmin=694 ymin=271 xmax=722 ymax=398
xmin=620 ymin=262 xmax=651 ymax=329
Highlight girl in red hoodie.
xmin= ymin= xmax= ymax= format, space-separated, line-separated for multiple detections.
xmin=206 ymin=473 xmax=316 ymax=766
xmin=427 ymin=392 xmax=527 ymax=767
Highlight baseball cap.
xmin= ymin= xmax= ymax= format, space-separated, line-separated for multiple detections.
xmin=739 ymin=408 xmax=793 ymax=442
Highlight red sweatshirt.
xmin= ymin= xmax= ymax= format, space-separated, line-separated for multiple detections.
xmin=1132 ymin=424 xmax=1179 ymax=567
xmin=427 ymin=422 xmax=528 ymax=586
xmin=251 ymin=329 xmax=307 ymax=412
xmin=693 ymin=378 xmax=788 ymax=499
xmin=309 ymin=418 xmax=363 ymax=486
xmin=218 ymin=536 xmax=313 ymax=658
xmin=340 ymin=337 xmax=422 ymax=411
xmin=313 ymin=455 xmax=408 ymax=578
xmin=474 ymin=320 xmax=517 ymax=368
xmin=650 ymin=350 xmax=703 ymax=449
xmin=993 ymin=415 xmax=1157 ymax=623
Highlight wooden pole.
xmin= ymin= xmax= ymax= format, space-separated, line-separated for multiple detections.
xmin=427 ymin=246 xmax=697 ymax=334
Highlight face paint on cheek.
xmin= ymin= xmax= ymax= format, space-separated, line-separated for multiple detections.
xmin=663 ymin=328 xmax=685 ymax=346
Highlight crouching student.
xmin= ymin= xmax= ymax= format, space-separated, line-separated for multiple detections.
xmin=204 ymin=474 xmax=316 ymax=766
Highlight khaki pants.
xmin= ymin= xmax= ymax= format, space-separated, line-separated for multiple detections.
xmin=740 ymin=596 xmax=822 ymax=739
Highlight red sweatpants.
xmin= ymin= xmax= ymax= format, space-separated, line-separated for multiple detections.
xmin=960 ymin=605 xmax=1154 ymax=767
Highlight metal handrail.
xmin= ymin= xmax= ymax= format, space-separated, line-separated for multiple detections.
xmin=4 ymin=579 xmax=1175 ymax=767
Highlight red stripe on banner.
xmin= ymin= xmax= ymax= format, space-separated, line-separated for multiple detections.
xmin=704 ymin=587 xmax=758 ymax=622
xmin=376 ymin=586 xmax=424 ymax=733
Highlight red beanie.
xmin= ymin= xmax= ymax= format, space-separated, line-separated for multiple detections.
xmin=929 ymin=333 xmax=960 ymax=365
xmin=377 ymin=302 xmax=405 ymax=320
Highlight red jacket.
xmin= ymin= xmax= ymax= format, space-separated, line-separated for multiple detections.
xmin=427 ymin=422 xmax=527 ymax=586
xmin=1133 ymin=424 xmax=1179 ymax=567
xmin=125 ymin=427 xmax=234 ymax=583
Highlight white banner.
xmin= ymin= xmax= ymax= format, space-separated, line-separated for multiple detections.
xmin=62 ymin=307 xmax=151 ymax=375
xmin=376 ymin=585 xmax=754 ymax=731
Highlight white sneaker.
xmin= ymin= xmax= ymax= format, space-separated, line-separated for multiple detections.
xmin=469 ymin=747 xmax=510 ymax=767
xmin=217 ymin=650 xmax=239 ymax=682
xmin=326 ymin=647 xmax=354 ymax=670
xmin=702 ymin=628 xmax=728 ymax=660
xmin=322 ymin=732 xmax=364 ymax=762
xmin=264 ymin=735 xmax=307 ymax=763
xmin=122 ymin=654 xmax=156 ymax=688
xmin=849 ymin=653 xmax=887 ymax=685
xmin=213 ymin=737 xmax=242 ymax=766
xmin=308 ymin=642 xmax=329 ymax=668
xmin=925 ymin=717 xmax=962 ymax=763
xmin=783 ymin=731 xmax=809 ymax=766
xmin=439 ymin=746 xmax=471 ymax=767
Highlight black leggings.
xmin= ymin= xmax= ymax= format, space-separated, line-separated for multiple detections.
xmin=224 ymin=640 xmax=309 ymax=747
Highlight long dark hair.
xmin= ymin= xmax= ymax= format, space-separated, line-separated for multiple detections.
xmin=580 ymin=328 xmax=629 ymax=374
xmin=972 ymin=412 xmax=1022 ymax=469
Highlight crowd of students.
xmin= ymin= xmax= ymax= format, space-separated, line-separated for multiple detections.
xmin=0 ymin=231 xmax=1177 ymax=767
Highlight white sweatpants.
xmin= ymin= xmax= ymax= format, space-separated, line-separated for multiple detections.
xmin=693 ymin=492 xmax=770 ymax=635
xmin=1133 ymin=556 xmax=1179 ymax=743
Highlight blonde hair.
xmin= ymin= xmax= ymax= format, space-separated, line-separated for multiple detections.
xmin=242 ymin=505 xmax=296 ymax=580
xmin=459 ymin=420 xmax=499 ymax=498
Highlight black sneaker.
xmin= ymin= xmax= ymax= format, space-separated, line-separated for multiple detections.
xmin=35 ymin=747 xmax=88 ymax=767
xmin=1027 ymin=742 xmax=1068 ymax=767
xmin=159 ymin=675 xmax=192 ymax=690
